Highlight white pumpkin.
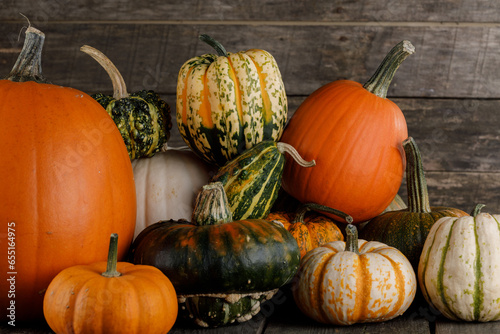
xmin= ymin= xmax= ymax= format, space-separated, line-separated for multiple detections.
xmin=132 ymin=147 xmax=214 ymax=239
xmin=418 ymin=205 xmax=500 ymax=322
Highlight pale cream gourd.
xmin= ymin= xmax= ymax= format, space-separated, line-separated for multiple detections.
xmin=418 ymin=205 xmax=500 ymax=322
xmin=131 ymin=147 xmax=214 ymax=239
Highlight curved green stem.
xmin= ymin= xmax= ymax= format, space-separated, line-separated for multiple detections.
xmin=363 ymin=40 xmax=414 ymax=98
xmin=471 ymin=204 xmax=486 ymax=217
xmin=192 ymin=182 xmax=233 ymax=226
xmin=102 ymin=233 xmax=121 ymax=278
xmin=292 ymin=202 xmax=353 ymax=225
xmin=6 ymin=26 xmax=49 ymax=83
xmin=403 ymin=137 xmax=431 ymax=213
xmin=345 ymin=224 xmax=359 ymax=254
xmin=199 ymin=34 xmax=229 ymax=57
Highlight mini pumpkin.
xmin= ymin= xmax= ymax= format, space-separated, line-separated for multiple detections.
xmin=419 ymin=204 xmax=500 ymax=322
xmin=293 ymin=224 xmax=417 ymax=325
xmin=130 ymin=182 xmax=300 ymax=327
xmin=43 ymin=233 xmax=178 ymax=334
xmin=266 ymin=202 xmax=347 ymax=258
xmin=176 ymin=34 xmax=288 ymax=166
xmin=81 ymin=45 xmax=172 ymax=159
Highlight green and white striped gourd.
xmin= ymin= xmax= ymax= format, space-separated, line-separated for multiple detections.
xmin=211 ymin=141 xmax=315 ymax=220
xmin=418 ymin=204 xmax=500 ymax=322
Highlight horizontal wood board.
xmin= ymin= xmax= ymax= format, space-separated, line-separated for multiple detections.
xmin=3 ymin=0 xmax=500 ymax=22
xmin=1 ymin=23 xmax=500 ymax=98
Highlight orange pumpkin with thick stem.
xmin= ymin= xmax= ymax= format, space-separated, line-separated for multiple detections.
xmin=43 ymin=234 xmax=177 ymax=334
xmin=280 ymin=41 xmax=413 ymax=223
xmin=266 ymin=203 xmax=348 ymax=258
xmin=0 ymin=26 xmax=136 ymax=320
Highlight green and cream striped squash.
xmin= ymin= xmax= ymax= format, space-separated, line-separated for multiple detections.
xmin=211 ymin=141 xmax=315 ymax=220
xmin=176 ymin=34 xmax=288 ymax=166
xmin=418 ymin=205 xmax=500 ymax=322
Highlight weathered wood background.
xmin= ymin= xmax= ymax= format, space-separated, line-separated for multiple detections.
xmin=2 ymin=0 xmax=500 ymax=214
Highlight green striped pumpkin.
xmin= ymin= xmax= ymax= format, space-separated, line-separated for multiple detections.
xmin=418 ymin=205 xmax=500 ymax=322
xmin=176 ymin=34 xmax=287 ymax=166
xmin=211 ymin=141 xmax=315 ymax=220
xmin=130 ymin=182 xmax=300 ymax=327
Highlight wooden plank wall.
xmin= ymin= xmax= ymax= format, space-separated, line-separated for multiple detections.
xmin=2 ymin=0 xmax=500 ymax=214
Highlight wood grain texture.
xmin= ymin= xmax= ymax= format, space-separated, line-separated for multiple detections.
xmin=435 ymin=319 xmax=500 ymax=334
xmin=1 ymin=23 xmax=500 ymax=98
xmin=2 ymin=0 xmax=500 ymax=22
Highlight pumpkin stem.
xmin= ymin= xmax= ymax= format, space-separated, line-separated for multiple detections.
xmin=345 ymin=224 xmax=360 ymax=254
xmin=199 ymin=34 xmax=229 ymax=57
xmin=277 ymin=142 xmax=316 ymax=167
xmin=362 ymin=40 xmax=415 ymax=98
xmin=192 ymin=182 xmax=233 ymax=226
xmin=80 ymin=45 xmax=129 ymax=100
xmin=293 ymin=202 xmax=353 ymax=225
xmin=6 ymin=24 xmax=49 ymax=83
xmin=102 ymin=233 xmax=122 ymax=278
xmin=403 ymin=137 xmax=432 ymax=213
xmin=471 ymin=204 xmax=486 ymax=217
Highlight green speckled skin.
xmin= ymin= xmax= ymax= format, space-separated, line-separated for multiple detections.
xmin=93 ymin=90 xmax=171 ymax=159
xmin=178 ymin=292 xmax=273 ymax=327
xmin=130 ymin=218 xmax=300 ymax=295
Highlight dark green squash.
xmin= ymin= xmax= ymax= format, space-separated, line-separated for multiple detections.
xmin=129 ymin=182 xmax=300 ymax=327
xmin=81 ymin=45 xmax=171 ymax=160
xmin=359 ymin=137 xmax=468 ymax=270
xmin=211 ymin=140 xmax=315 ymax=220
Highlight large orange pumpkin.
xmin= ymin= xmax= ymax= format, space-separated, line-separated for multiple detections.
xmin=280 ymin=41 xmax=414 ymax=223
xmin=0 ymin=26 xmax=136 ymax=320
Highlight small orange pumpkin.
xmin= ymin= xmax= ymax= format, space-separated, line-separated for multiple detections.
xmin=267 ymin=203 xmax=348 ymax=258
xmin=43 ymin=234 xmax=178 ymax=334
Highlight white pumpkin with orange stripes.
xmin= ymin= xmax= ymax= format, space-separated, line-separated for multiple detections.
xmin=293 ymin=224 xmax=417 ymax=325
xmin=176 ymin=34 xmax=287 ymax=167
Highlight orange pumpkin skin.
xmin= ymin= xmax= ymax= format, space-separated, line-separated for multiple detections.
xmin=280 ymin=80 xmax=407 ymax=223
xmin=0 ymin=81 xmax=136 ymax=320
xmin=43 ymin=262 xmax=177 ymax=334
xmin=267 ymin=210 xmax=344 ymax=258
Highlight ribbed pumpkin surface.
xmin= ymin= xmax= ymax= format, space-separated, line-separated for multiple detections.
xmin=281 ymin=80 xmax=408 ymax=223
xmin=293 ymin=238 xmax=416 ymax=325
xmin=176 ymin=48 xmax=287 ymax=166
xmin=419 ymin=213 xmax=500 ymax=322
